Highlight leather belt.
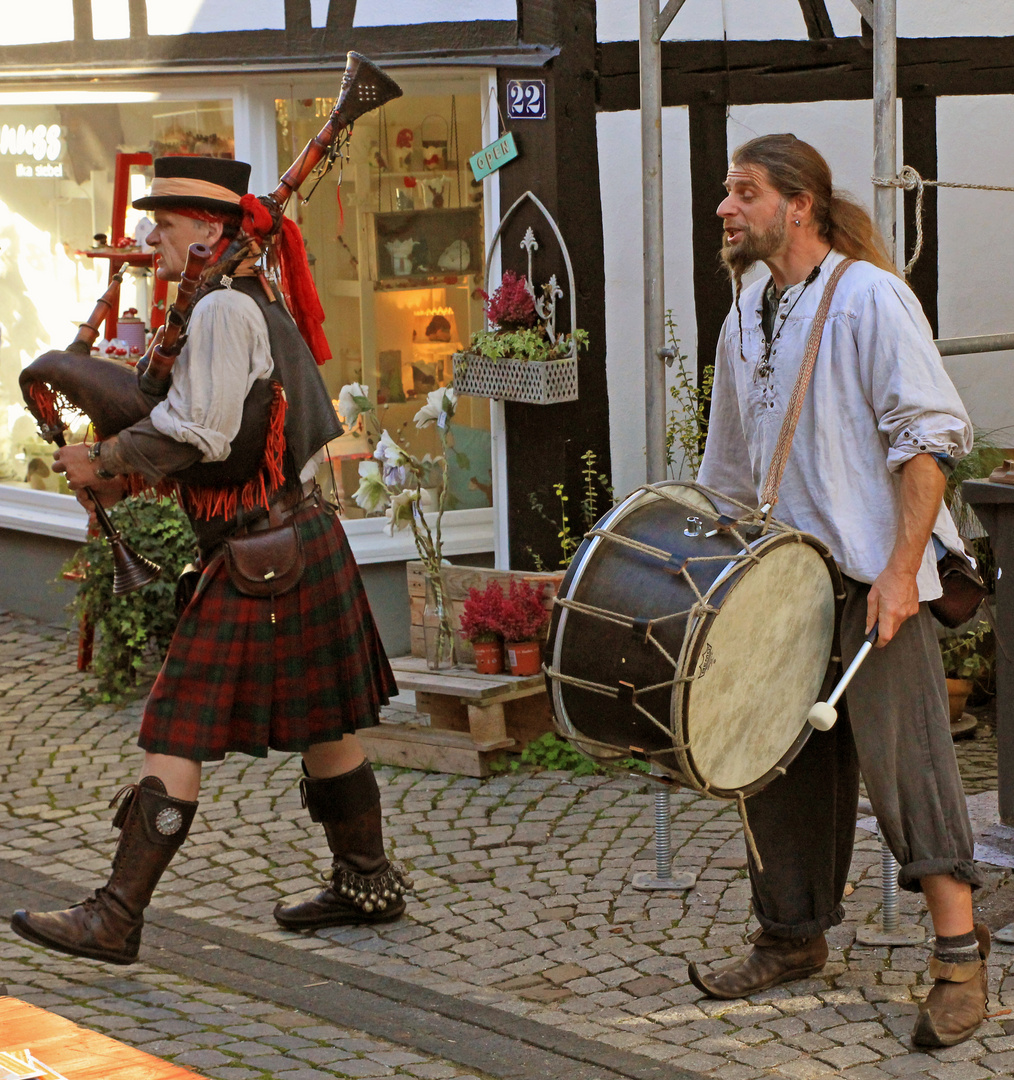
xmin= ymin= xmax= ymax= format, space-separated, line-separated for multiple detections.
xmin=237 ymin=479 xmax=320 ymax=536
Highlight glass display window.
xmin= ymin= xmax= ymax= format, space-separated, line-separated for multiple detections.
xmin=0 ymin=95 xmax=234 ymax=494
xmin=274 ymin=72 xmax=492 ymax=516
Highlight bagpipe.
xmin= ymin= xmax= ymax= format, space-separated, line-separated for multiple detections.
xmin=19 ymin=52 xmax=402 ymax=594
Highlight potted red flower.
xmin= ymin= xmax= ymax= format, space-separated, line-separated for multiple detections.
xmin=498 ymin=578 xmax=550 ymax=677
xmin=459 ymin=580 xmax=506 ymax=674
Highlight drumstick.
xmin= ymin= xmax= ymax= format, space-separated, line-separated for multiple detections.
xmin=807 ymin=624 xmax=879 ymax=731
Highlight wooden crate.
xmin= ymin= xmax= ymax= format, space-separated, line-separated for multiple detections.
xmin=407 ymin=561 xmax=566 ymax=665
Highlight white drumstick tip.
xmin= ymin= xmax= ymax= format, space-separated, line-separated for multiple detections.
xmin=807 ymin=701 xmax=838 ymax=731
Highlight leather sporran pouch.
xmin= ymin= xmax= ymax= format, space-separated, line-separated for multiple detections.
xmin=929 ymin=550 xmax=989 ymax=629
xmin=222 ymin=507 xmax=305 ymax=598
xmin=175 ymin=563 xmax=202 ymax=618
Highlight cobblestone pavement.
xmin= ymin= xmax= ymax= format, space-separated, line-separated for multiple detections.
xmin=2 ymin=609 xmax=1014 ymax=1080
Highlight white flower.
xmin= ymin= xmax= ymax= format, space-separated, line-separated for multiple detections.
xmin=337 ymin=382 xmax=372 ymax=428
xmin=383 ymin=488 xmax=418 ymax=536
xmin=374 ymin=429 xmax=409 ymax=487
xmin=414 ymin=386 xmax=458 ymax=429
xmin=352 ymin=459 xmax=389 ymax=513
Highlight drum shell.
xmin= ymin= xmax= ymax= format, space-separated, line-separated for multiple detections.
xmin=546 ymin=483 xmax=843 ymax=799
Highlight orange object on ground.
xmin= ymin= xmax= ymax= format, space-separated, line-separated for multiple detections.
xmin=0 ymin=997 xmax=209 ymax=1079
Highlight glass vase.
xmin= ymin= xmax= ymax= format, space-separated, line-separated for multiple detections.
xmin=423 ymin=571 xmax=457 ymax=670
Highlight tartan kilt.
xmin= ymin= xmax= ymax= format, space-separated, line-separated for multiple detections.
xmin=139 ymin=501 xmax=397 ymax=761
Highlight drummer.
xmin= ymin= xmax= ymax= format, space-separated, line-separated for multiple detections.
xmin=689 ymin=134 xmax=984 ymax=1048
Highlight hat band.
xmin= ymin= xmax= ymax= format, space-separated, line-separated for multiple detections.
xmin=148 ymin=177 xmax=243 ymax=204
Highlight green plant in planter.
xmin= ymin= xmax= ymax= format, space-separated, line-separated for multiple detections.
xmin=467 ymin=270 xmax=589 ymax=364
xmin=939 ymin=620 xmax=995 ymax=692
xmin=62 ymin=496 xmax=198 ymax=702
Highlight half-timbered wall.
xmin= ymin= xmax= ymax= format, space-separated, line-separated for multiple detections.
xmin=597 ymin=0 xmax=1014 ymax=498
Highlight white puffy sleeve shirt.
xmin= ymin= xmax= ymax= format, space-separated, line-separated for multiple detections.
xmin=149 ymin=288 xmax=274 ymax=461
xmin=698 ymin=251 xmax=972 ymax=601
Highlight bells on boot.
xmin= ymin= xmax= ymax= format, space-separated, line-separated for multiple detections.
xmin=913 ymin=924 xmax=991 ymax=1048
xmin=10 ymin=776 xmax=196 ymax=965
xmin=688 ymin=929 xmax=829 ymax=1000
xmin=274 ymin=761 xmax=411 ymax=931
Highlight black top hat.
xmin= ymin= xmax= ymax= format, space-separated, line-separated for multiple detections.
xmin=133 ymin=156 xmax=250 ymax=215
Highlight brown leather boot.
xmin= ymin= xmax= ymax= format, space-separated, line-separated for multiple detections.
xmin=688 ymin=929 xmax=829 ymax=999
xmin=273 ymin=760 xmax=411 ymax=931
xmin=10 ymin=776 xmax=196 ymax=965
xmin=912 ymin=924 xmax=990 ymax=1047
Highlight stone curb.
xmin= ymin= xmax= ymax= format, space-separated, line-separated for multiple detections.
xmin=1 ymin=858 xmax=707 ymax=1080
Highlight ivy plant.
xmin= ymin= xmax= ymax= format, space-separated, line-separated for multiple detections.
xmin=62 ymin=496 xmax=198 ymax=702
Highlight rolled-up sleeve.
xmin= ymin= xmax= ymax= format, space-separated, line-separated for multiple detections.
xmin=854 ymin=276 xmax=972 ymax=472
xmin=149 ymin=289 xmax=273 ymax=462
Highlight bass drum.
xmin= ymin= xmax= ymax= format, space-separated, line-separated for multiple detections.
xmin=545 ymin=482 xmax=844 ymax=799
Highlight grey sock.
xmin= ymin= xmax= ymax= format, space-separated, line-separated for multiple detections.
xmin=934 ymin=930 xmax=979 ymax=964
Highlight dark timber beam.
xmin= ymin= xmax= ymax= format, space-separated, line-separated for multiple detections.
xmin=797 ymin=0 xmax=835 ymax=40
xmin=689 ymin=103 xmax=729 ymax=389
xmin=598 ymin=37 xmax=1014 ymax=111
xmin=902 ymin=95 xmax=938 ymax=336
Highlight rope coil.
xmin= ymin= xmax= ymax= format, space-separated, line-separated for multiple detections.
xmin=873 ymin=165 xmax=1014 ymax=276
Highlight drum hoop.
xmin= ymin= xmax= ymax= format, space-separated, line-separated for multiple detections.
xmin=549 ymin=481 xmax=718 ymax=755
xmin=673 ymin=531 xmax=843 ymax=798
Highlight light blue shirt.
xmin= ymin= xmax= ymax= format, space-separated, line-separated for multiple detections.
xmin=698 ymin=250 xmax=972 ymax=601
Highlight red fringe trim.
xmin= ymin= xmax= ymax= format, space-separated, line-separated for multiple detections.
xmin=182 ymin=382 xmax=288 ymax=522
xmin=27 ymin=382 xmax=62 ymax=433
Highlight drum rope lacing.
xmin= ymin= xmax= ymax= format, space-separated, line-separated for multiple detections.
xmin=545 ymin=480 xmax=829 ymax=844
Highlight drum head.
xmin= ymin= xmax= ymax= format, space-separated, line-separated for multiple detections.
xmin=680 ymin=538 xmax=836 ymax=795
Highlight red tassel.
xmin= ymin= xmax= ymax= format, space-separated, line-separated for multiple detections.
xmin=240 ymin=193 xmax=274 ymax=240
xmin=277 ymin=217 xmax=332 ymax=365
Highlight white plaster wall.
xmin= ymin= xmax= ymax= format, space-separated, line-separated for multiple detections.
xmin=352 ymin=1 xmax=516 ymax=27
xmin=92 ymin=0 xmax=130 ymax=40
xmin=598 ymin=107 xmax=696 ymax=498
xmin=937 ymin=95 xmax=1014 ymax=444
xmin=4 ymin=1 xmax=73 ymax=44
xmin=145 ymin=0 xmax=285 ymax=35
xmin=310 ymin=0 xmax=329 ymax=27
xmin=596 ymin=0 xmax=1014 ymax=43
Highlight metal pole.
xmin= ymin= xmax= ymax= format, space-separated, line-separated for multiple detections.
xmin=873 ymin=0 xmax=898 ymax=261
xmin=640 ymin=0 xmax=667 ymax=484
xmin=854 ymin=0 xmax=924 ymax=950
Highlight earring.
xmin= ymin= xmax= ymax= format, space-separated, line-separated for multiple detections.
xmin=794 ymin=219 xmax=801 ymax=227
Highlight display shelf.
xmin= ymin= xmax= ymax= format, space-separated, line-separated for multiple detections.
xmin=368 ymin=206 xmax=481 ymax=281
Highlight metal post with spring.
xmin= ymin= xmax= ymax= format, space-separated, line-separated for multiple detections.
xmin=632 ymin=787 xmax=696 ymax=892
xmin=856 ymin=836 xmax=926 ymax=946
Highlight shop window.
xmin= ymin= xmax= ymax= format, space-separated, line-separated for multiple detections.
xmin=0 ymin=97 xmax=233 ymax=495
xmin=274 ymin=78 xmax=492 ymax=514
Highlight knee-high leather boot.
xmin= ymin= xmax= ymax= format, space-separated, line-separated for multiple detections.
xmin=273 ymin=760 xmax=411 ymax=930
xmin=10 ymin=776 xmax=197 ymax=965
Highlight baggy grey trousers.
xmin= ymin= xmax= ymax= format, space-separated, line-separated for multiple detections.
xmin=745 ymin=576 xmax=980 ymax=940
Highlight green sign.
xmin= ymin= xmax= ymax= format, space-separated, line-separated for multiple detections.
xmin=469 ymin=132 xmax=518 ymax=182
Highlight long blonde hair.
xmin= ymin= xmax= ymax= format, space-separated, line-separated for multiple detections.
xmin=731 ymin=133 xmax=898 ymax=275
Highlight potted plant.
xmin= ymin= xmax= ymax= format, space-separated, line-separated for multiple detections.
xmin=453 ymin=193 xmax=587 ymax=405
xmin=459 ymin=579 xmax=506 ymax=674
xmin=939 ymin=620 xmax=994 ymax=724
xmin=498 ymin=577 xmax=550 ymax=677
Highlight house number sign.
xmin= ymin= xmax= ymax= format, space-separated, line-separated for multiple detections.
xmin=506 ymin=80 xmax=546 ymax=120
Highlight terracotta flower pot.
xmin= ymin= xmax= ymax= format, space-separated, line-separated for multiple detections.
xmin=946 ymin=677 xmax=973 ymax=724
xmin=506 ymin=640 xmax=542 ymax=677
xmin=472 ymin=640 xmax=503 ymax=675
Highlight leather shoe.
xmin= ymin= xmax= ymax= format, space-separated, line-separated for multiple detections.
xmin=688 ymin=929 xmax=828 ymax=999
xmin=912 ymin=924 xmax=990 ymax=1047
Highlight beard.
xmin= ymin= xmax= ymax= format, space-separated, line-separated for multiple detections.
xmin=720 ymin=201 xmax=789 ymax=280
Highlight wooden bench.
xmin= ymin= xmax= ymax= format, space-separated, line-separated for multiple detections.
xmin=0 ymin=997 xmax=208 ymax=1079
xmin=360 ymin=655 xmax=555 ymax=777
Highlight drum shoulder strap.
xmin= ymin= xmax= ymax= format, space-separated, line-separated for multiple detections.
xmin=760 ymin=258 xmax=855 ymax=508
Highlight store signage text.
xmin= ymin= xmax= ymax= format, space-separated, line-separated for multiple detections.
xmin=16 ymin=163 xmax=63 ymax=178
xmin=469 ymin=132 xmax=518 ymax=181
xmin=0 ymin=123 xmax=63 ymax=163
